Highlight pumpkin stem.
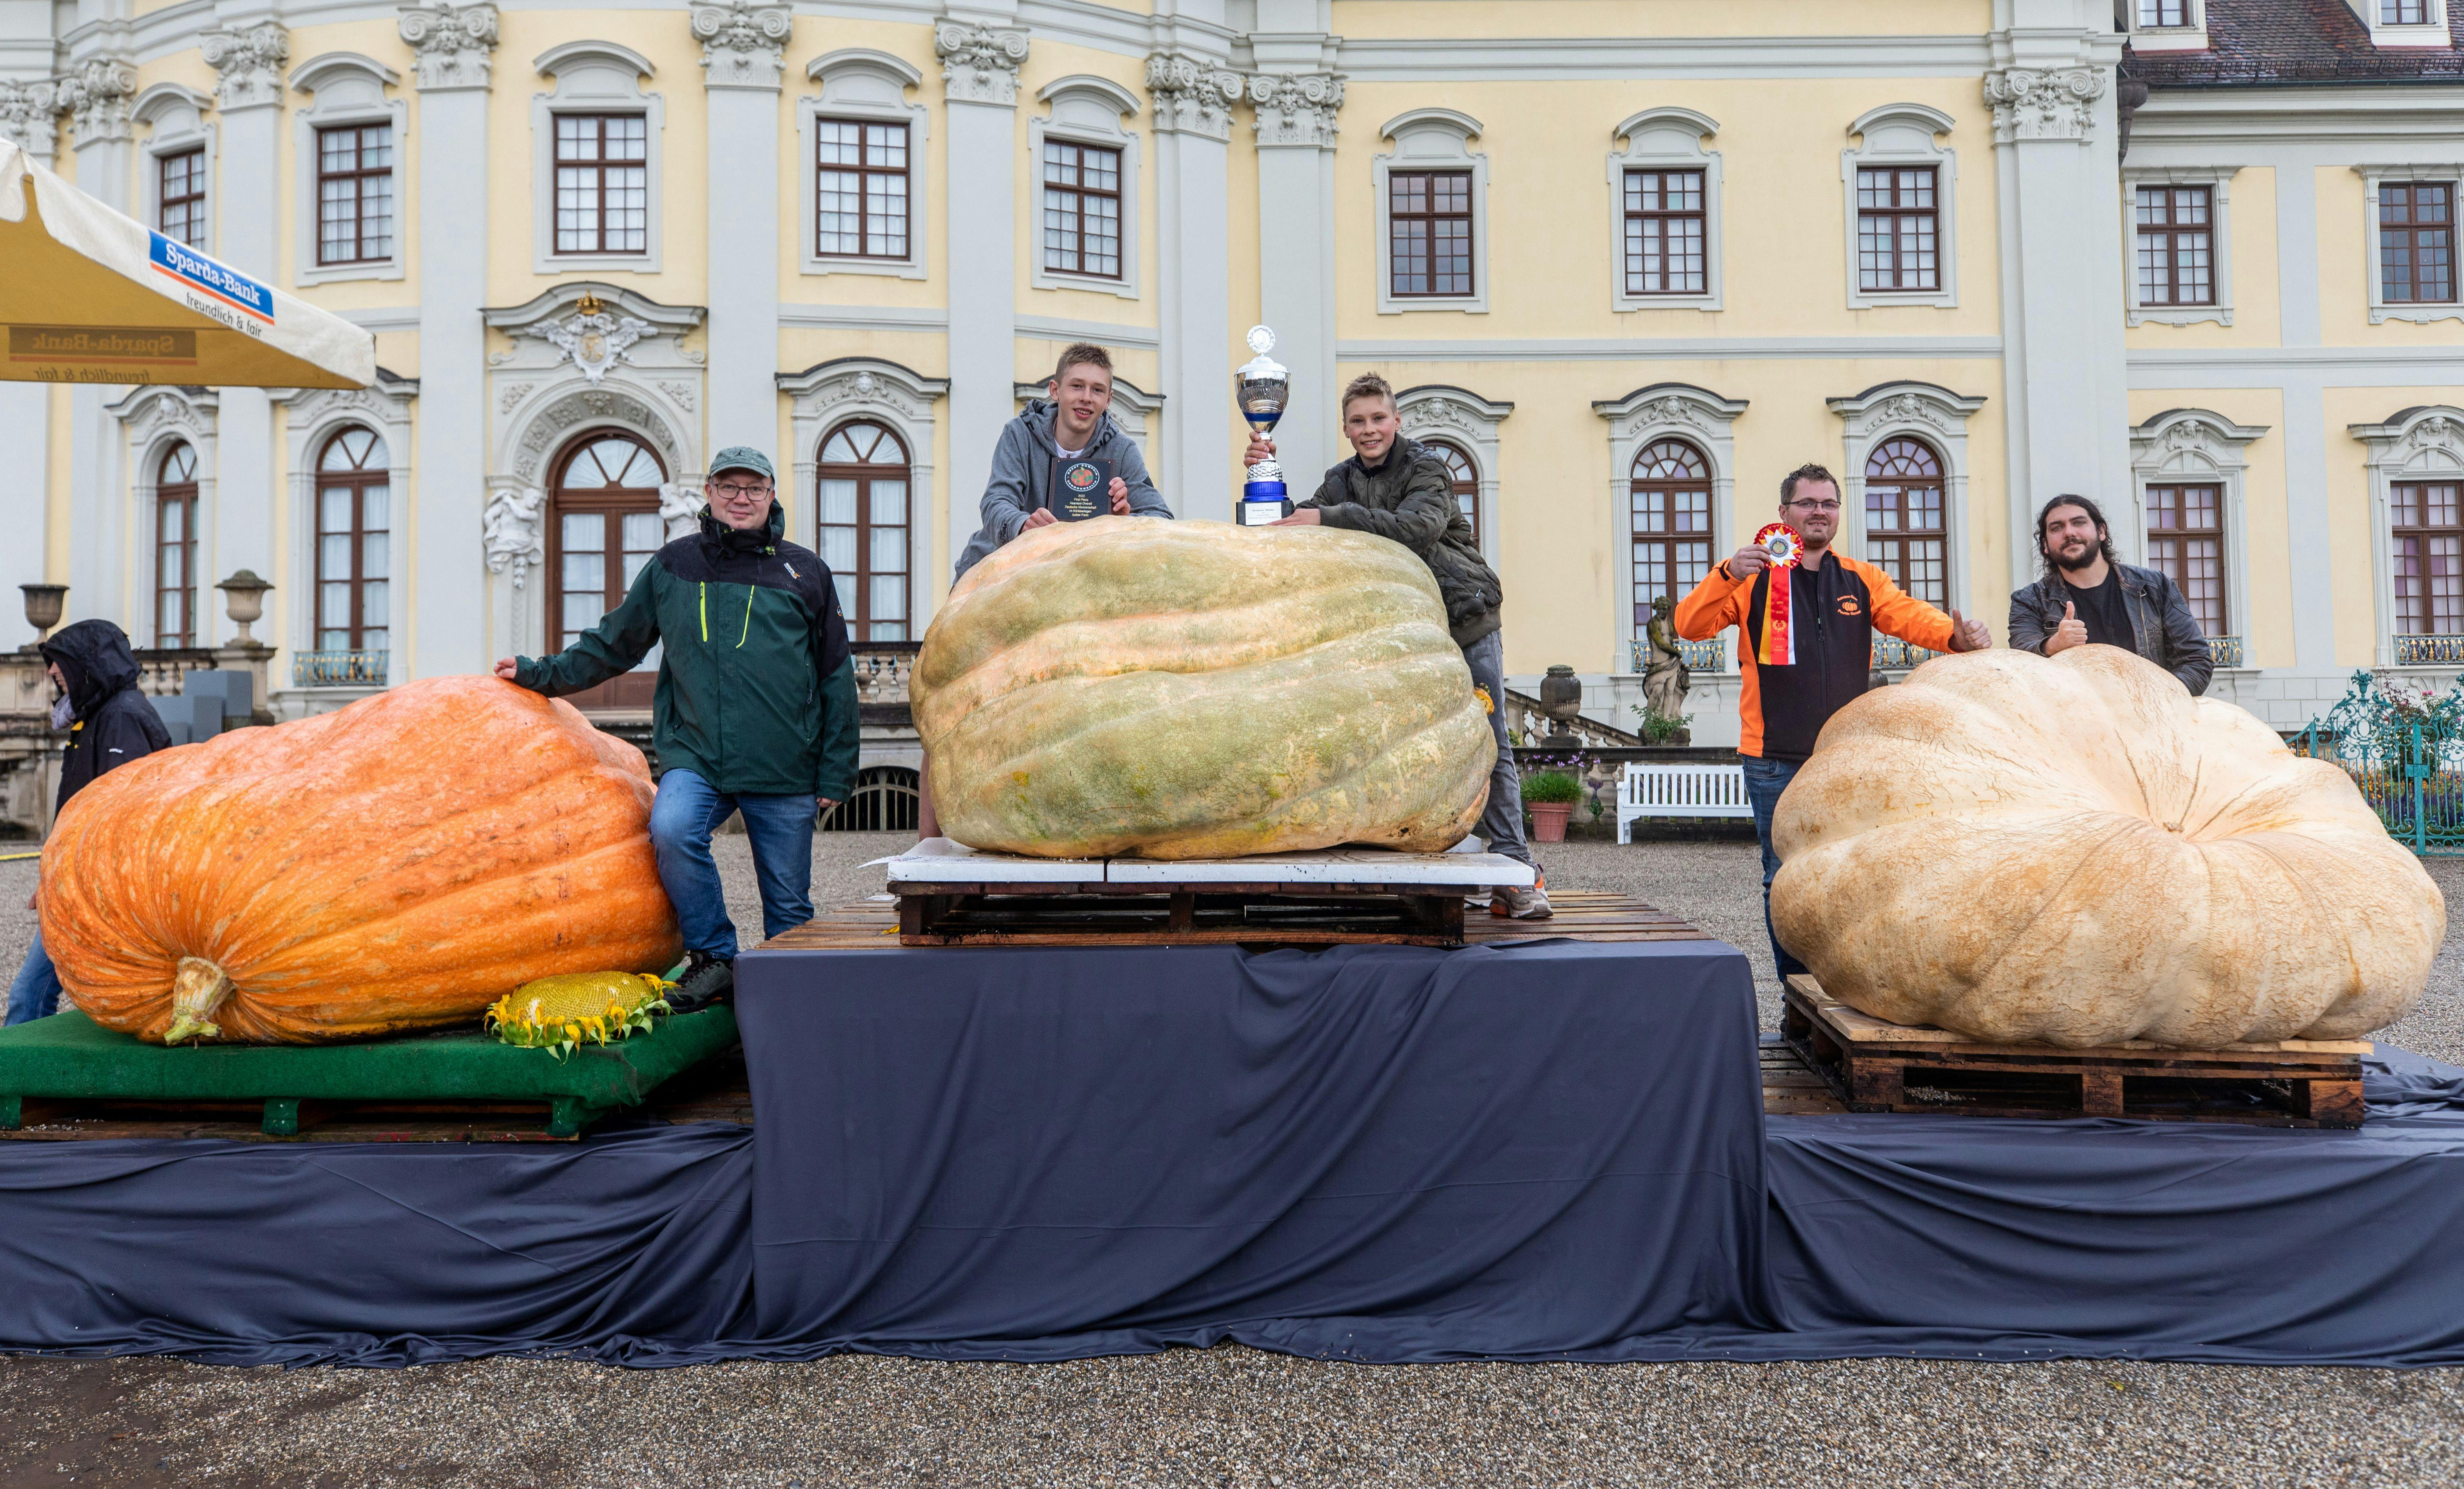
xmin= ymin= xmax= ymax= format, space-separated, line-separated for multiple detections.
xmin=162 ymin=957 xmax=232 ymax=1046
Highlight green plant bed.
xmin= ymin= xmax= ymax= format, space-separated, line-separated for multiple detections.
xmin=0 ymin=1007 xmax=739 ymax=1137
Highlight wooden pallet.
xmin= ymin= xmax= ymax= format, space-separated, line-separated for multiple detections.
xmin=0 ymin=1095 xmax=605 ymax=1142
xmin=768 ymin=890 xmax=1713 ymax=952
xmin=1780 ymin=976 xmax=2368 ymax=1129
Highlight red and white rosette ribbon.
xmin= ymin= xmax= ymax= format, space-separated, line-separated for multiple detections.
xmin=1753 ymin=522 xmax=1804 ymax=570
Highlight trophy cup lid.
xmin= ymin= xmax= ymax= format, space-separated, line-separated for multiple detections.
xmin=1237 ymin=324 xmax=1286 ymax=381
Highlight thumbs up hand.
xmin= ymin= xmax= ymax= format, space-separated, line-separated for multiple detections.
xmin=2046 ymin=600 xmax=2089 ymax=656
xmin=1947 ymin=609 xmax=1993 ymax=653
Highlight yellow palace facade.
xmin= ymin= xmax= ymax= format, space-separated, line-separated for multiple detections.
xmin=3 ymin=0 xmax=2462 ymax=751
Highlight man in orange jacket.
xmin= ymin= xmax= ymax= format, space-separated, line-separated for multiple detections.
xmin=1675 ymin=461 xmax=1991 ymax=983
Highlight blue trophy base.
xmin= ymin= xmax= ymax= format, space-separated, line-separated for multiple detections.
xmin=1238 ymin=484 xmax=1291 ymax=528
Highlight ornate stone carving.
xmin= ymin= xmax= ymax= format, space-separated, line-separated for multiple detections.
xmin=498 ymin=383 xmax=534 ymax=414
xmin=513 ymin=389 xmax=678 ymax=481
xmin=1402 ymin=397 xmax=1479 ymax=436
xmin=1146 ymin=52 xmax=1241 ymax=142
xmin=658 ymin=481 xmax=702 ymax=539
xmin=2409 ymin=415 xmax=2460 ymax=453
xmin=481 ymin=486 xmax=546 ymax=585
xmin=804 ymin=367 xmax=928 ymax=421
xmin=57 ymin=59 xmax=138 ymax=147
xmin=1984 ymin=66 xmax=2106 ymax=145
xmin=201 ymin=23 xmax=290 ymax=110
xmin=655 ymin=379 xmax=697 ymax=411
xmin=397 ymin=2 xmax=499 ymax=92
xmin=691 ymin=0 xmax=792 ymax=90
xmin=517 ymin=298 xmax=653 ymax=385
xmin=1249 ymin=71 xmax=1344 ymax=149
xmin=935 ymin=22 xmax=1029 ymax=107
xmin=0 ymin=80 xmax=60 ymax=161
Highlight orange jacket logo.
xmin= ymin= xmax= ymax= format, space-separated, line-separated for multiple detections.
xmin=1837 ymin=597 xmax=1863 ymax=617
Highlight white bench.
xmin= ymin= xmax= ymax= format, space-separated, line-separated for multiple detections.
xmin=1617 ymin=763 xmax=1753 ymax=843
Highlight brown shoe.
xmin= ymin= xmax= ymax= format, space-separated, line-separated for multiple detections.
xmin=1491 ymin=885 xmax=1554 ymax=920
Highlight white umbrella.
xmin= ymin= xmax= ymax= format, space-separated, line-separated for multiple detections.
xmin=0 ymin=137 xmax=373 ymax=389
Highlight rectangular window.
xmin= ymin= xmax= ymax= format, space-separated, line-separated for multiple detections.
xmin=2147 ymin=485 xmax=2227 ymax=637
xmin=156 ymin=492 xmax=196 ymax=649
xmin=1865 ymin=483 xmax=1947 ymax=606
xmin=1041 ymin=140 xmax=1122 ymax=279
xmin=554 ymin=114 xmax=649 ymax=256
xmin=316 ymin=481 xmax=389 ymax=652
xmin=1622 ymin=169 xmax=1705 ymax=297
xmin=1389 ymin=170 xmax=1474 ymax=298
xmin=2395 ymin=481 xmax=2464 ymax=636
xmin=2135 ymin=186 xmax=2215 ymax=307
xmin=158 ymin=148 xmax=206 ymax=250
xmin=1630 ymin=488 xmax=1712 ymax=625
xmin=816 ymin=119 xmax=909 ymax=259
xmin=2382 ymin=183 xmax=2455 ymax=306
xmin=1855 ymin=167 xmax=1939 ymax=293
xmin=2138 ymin=0 xmax=2189 ymax=23
xmin=315 ymin=124 xmax=393 ymax=266
xmin=2385 ymin=0 xmax=2430 ymax=23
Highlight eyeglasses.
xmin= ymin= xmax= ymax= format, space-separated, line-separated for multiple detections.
xmin=1785 ymin=500 xmax=1842 ymax=513
xmin=712 ymin=482 xmax=773 ymax=500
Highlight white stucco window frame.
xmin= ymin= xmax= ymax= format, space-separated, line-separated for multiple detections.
xmin=531 ymin=42 xmax=667 ymax=277
xmin=1028 ymin=76 xmax=1143 ymax=301
xmin=2126 ymin=0 xmax=2209 ymax=52
xmin=1374 ymin=108 xmax=1489 ymax=316
xmin=1826 ymin=380 xmax=1988 ymax=620
xmin=108 ymin=386 xmax=220 ymax=649
xmin=2128 ymin=408 xmax=2269 ymax=666
xmin=2351 ymin=0 xmax=2450 ymax=49
xmin=271 ymin=376 xmax=420 ymax=691
xmin=134 ymin=83 xmax=217 ymax=257
xmin=781 ymin=358 xmax=952 ymax=634
xmin=1593 ymin=382 xmax=1750 ymax=675
xmin=1395 ymin=384 xmax=1512 ymax=572
xmin=287 ymin=53 xmax=407 ymax=287
xmin=2356 ymin=163 xmax=2464 ymax=326
xmin=1606 ymin=106 xmax=1722 ymax=314
xmin=2122 ymin=164 xmax=2241 ymax=328
xmin=2352 ymin=404 xmax=2464 ymax=667
xmin=798 ymin=49 xmax=930 ymax=281
xmin=1841 ymin=103 xmax=1960 ymax=311
xmin=1009 ymin=377 xmax=1162 ymax=461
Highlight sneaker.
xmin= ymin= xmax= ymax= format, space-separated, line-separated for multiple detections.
xmin=1492 ymin=884 xmax=1554 ymax=920
xmin=665 ymin=950 xmax=735 ymax=1014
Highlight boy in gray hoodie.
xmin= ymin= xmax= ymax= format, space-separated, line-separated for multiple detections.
xmin=952 ymin=342 xmax=1173 ymax=580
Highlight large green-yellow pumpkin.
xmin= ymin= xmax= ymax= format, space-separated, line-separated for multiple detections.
xmin=913 ymin=519 xmax=1496 ymax=859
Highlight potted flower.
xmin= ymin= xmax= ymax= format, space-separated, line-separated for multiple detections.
xmin=1520 ymin=769 xmax=1582 ymax=842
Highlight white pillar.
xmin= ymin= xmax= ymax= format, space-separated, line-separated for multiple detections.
xmin=692 ymin=1 xmax=788 ymax=457
xmin=398 ymin=2 xmax=498 ymax=681
xmin=1986 ymin=12 xmax=2131 ymax=592
xmin=1247 ymin=71 xmax=1342 ymax=483
xmin=61 ymin=56 xmax=138 ymax=632
xmin=1146 ymin=50 xmax=1240 ymax=521
xmin=935 ymin=18 xmax=1027 ymax=574
xmin=0 ymin=80 xmax=60 ymax=644
xmin=201 ymin=17 xmax=288 ymax=646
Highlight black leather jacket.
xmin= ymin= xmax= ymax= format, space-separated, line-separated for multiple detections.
xmin=2006 ymin=562 xmax=2215 ymax=696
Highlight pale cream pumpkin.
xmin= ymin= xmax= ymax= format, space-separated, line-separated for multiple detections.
xmin=1770 ymin=645 xmax=2443 ymax=1048
xmin=913 ymin=519 xmax=1496 ymax=860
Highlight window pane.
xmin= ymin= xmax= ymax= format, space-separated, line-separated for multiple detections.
xmin=361 ymin=532 xmax=386 ymax=579
xmin=361 ymin=580 xmax=387 ymax=633
xmin=621 ymin=512 xmax=663 ymax=553
xmin=870 ymin=479 xmax=908 ymax=527
xmin=871 ymin=574 xmax=907 ymax=624
xmin=320 ymin=533 xmax=352 ymax=580
xmin=820 ymin=527 xmax=857 ymax=575
xmin=820 ymin=478 xmax=859 ymax=526
xmin=872 ymin=525 xmax=907 ymax=574
xmin=563 ymin=512 xmax=605 ymax=551
xmin=564 ymin=551 xmax=606 ymax=592
xmin=361 ymin=484 xmax=388 ymax=531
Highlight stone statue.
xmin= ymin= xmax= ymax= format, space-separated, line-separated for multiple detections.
xmin=1642 ymin=593 xmax=1690 ymax=725
xmin=481 ymin=486 xmax=546 ymax=582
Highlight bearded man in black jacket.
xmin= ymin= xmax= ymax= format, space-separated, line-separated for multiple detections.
xmin=10 ymin=620 xmax=171 ymax=1023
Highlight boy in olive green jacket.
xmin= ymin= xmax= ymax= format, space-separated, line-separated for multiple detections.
xmin=498 ymin=446 xmax=859 ymax=1011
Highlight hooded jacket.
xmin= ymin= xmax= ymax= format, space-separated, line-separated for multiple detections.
xmin=513 ymin=502 xmax=861 ymax=800
xmin=41 ymin=619 xmax=170 ymax=812
xmin=952 ymin=399 xmax=1173 ymax=579
xmin=1301 ymin=437 xmax=1503 ymax=649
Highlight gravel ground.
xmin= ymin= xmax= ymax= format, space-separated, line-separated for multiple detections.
xmin=0 ymin=835 xmax=2461 ymax=1487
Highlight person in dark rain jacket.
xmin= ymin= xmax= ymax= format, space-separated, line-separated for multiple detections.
xmin=10 ymin=619 xmax=171 ymax=1023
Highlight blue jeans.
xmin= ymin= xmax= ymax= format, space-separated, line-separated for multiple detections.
xmin=7 ymin=928 xmax=60 ymax=1025
xmin=648 ymin=769 xmax=817 ymax=959
xmin=1740 ymin=755 xmax=1809 ymax=982
xmin=1460 ymin=631 xmax=1536 ymax=870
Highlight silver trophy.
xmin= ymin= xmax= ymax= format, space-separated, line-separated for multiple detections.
xmin=1235 ymin=325 xmax=1292 ymax=526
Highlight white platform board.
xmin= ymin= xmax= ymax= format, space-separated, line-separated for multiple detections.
xmin=878 ymin=838 xmax=1535 ymax=890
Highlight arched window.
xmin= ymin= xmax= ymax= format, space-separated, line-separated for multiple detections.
xmin=548 ymin=432 xmax=667 ymax=709
xmin=314 ymin=427 xmax=389 ymax=656
xmin=1428 ymin=438 xmax=1479 ymax=545
xmin=1630 ymin=438 xmax=1712 ymax=629
xmin=155 ymin=442 xmax=199 ymax=648
xmin=816 ymin=420 xmax=911 ymax=640
xmin=1864 ymin=437 xmax=1947 ymax=606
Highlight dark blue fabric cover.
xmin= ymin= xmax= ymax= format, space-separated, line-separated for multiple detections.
xmin=736 ymin=940 xmax=1776 ymax=1360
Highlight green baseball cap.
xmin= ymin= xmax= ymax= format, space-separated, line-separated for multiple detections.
xmin=709 ymin=446 xmax=776 ymax=483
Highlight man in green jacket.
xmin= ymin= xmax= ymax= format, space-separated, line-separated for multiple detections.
xmin=496 ymin=446 xmax=860 ymax=1010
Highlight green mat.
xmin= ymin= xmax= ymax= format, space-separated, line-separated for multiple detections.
xmin=0 ymin=1008 xmax=740 ymax=1136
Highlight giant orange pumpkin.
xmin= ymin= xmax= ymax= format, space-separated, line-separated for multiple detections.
xmin=41 ymin=676 xmax=680 ymax=1044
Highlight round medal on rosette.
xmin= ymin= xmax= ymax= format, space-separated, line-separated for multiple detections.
xmin=1753 ymin=522 xmax=1804 ymax=570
